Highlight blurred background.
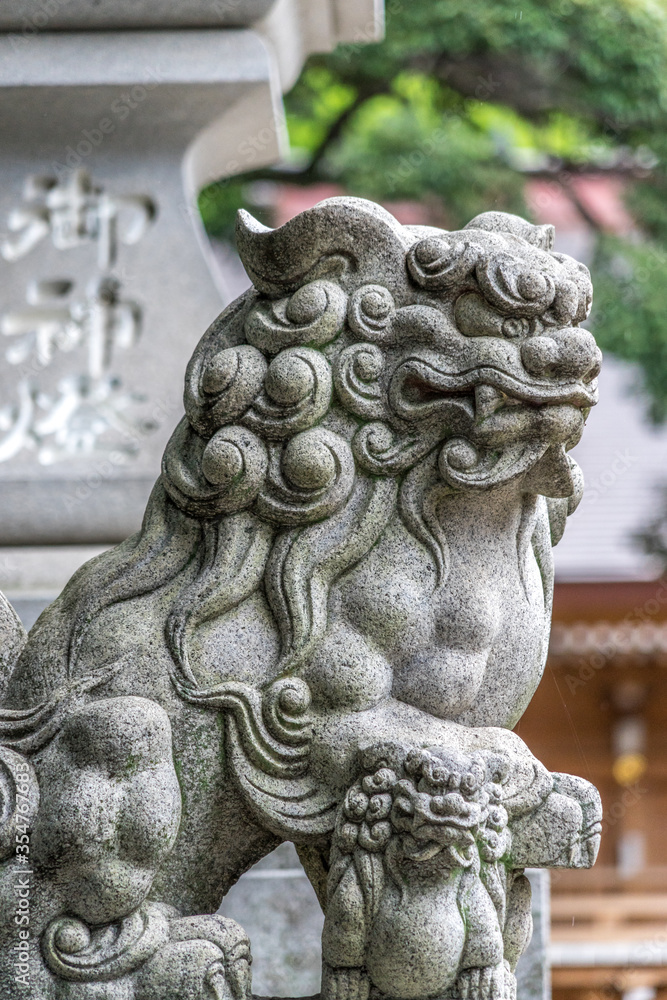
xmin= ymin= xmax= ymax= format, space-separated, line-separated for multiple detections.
xmin=4 ymin=2 xmax=667 ymax=999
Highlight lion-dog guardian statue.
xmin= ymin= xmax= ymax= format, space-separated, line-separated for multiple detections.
xmin=0 ymin=198 xmax=602 ymax=999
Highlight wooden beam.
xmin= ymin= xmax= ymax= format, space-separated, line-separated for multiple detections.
xmin=553 ymin=925 xmax=667 ymax=942
xmin=552 ymin=893 xmax=667 ymax=919
xmin=553 ymin=968 xmax=667 ymax=989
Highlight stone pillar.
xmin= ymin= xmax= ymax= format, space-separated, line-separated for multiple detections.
xmin=516 ymin=870 xmax=552 ymax=1000
xmin=0 ymin=0 xmax=382 ymax=547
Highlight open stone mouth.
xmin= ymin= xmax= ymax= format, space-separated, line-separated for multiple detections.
xmin=395 ymin=360 xmax=598 ymax=419
xmin=402 ymin=378 xmax=515 ymax=422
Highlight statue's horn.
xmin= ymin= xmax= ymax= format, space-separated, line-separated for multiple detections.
xmin=464 ymin=211 xmax=555 ymax=251
xmin=235 ymin=197 xmax=413 ymax=298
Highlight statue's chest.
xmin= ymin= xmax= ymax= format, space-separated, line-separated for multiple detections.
xmin=332 ymin=496 xmax=548 ymax=725
xmin=338 ymin=502 xmax=544 ymax=658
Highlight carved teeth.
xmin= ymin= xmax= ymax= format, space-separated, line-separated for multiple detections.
xmin=474 ymin=385 xmax=505 ymax=419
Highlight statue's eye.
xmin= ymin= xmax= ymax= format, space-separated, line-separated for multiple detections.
xmin=502 ymin=317 xmax=529 ymax=339
xmin=394 ymin=796 xmax=414 ymax=816
xmin=461 ymin=773 xmax=479 ymax=794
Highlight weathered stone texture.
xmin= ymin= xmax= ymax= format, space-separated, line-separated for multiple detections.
xmin=0 ymin=197 xmax=601 ymax=999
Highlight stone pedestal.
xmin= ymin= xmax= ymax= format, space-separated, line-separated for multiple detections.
xmin=0 ymin=0 xmax=381 ymax=545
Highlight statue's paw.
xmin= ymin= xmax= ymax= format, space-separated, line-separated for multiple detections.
xmin=135 ymin=913 xmax=252 ymax=1000
xmin=502 ymin=961 xmax=517 ymax=1000
xmin=455 ymin=962 xmax=506 ymax=1000
xmin=322 ymin=962 xmax=370 ymax=1000
xmin=552 ymin=772 xmax=602 ymax=867
xmin=510 ymin=771 xmax=602 ymax=869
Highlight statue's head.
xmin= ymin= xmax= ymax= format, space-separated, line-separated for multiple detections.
xmin=163 ymin=196 xmax=598 ymax=526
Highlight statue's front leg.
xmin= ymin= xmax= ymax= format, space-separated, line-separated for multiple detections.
xmin=456 ymin=867 xmax=509 ymax=1000
xmin=510 ymin=771 xmax=602 ymax=869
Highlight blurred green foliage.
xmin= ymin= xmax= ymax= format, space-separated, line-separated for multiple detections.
xmin=592 ymin=237 xmax=667 ymax=424
xmin=199 ymin=0 xmax=667 ymax=421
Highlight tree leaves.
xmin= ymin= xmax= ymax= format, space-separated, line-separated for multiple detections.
xmin=199 ymin=0 xmax=667 ymax=421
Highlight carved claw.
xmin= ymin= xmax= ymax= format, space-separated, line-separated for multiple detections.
xmin=134 ymin=913 xmax=252 ymax=1000
xmin=322 ymin=963 xmax=370 ymax=1000
xmin=552 ymin=772 xmax=602 ymax=868
xmin=455 ymin=963 xmax=509 ymax=1000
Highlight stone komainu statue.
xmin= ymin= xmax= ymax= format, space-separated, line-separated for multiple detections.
xmin=0 ymin=198 xmax=602 ymax=999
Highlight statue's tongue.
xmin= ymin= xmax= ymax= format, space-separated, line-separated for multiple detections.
xmin=438 ymin=436 xmax=551 ymax=492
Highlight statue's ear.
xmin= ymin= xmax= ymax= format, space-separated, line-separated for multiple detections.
xmin=235 ymin=198 xmax=410 ymax=298
xmin=333 ymin=343 xmax=387 ymax=420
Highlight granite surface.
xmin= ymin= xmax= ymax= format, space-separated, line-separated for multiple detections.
xmin=0 ymin=0 xmax=276 ymax=30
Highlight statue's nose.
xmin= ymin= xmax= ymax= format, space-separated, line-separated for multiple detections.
xmin=520 ymin=328 xmax=602 ymax=382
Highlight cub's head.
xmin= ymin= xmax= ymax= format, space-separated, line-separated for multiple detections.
xmin=333 ymin=745 xmax=510 ymax=872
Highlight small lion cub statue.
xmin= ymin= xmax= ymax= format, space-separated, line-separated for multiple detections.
xmin=323 ymin=745 xmax=540 ymax=1000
